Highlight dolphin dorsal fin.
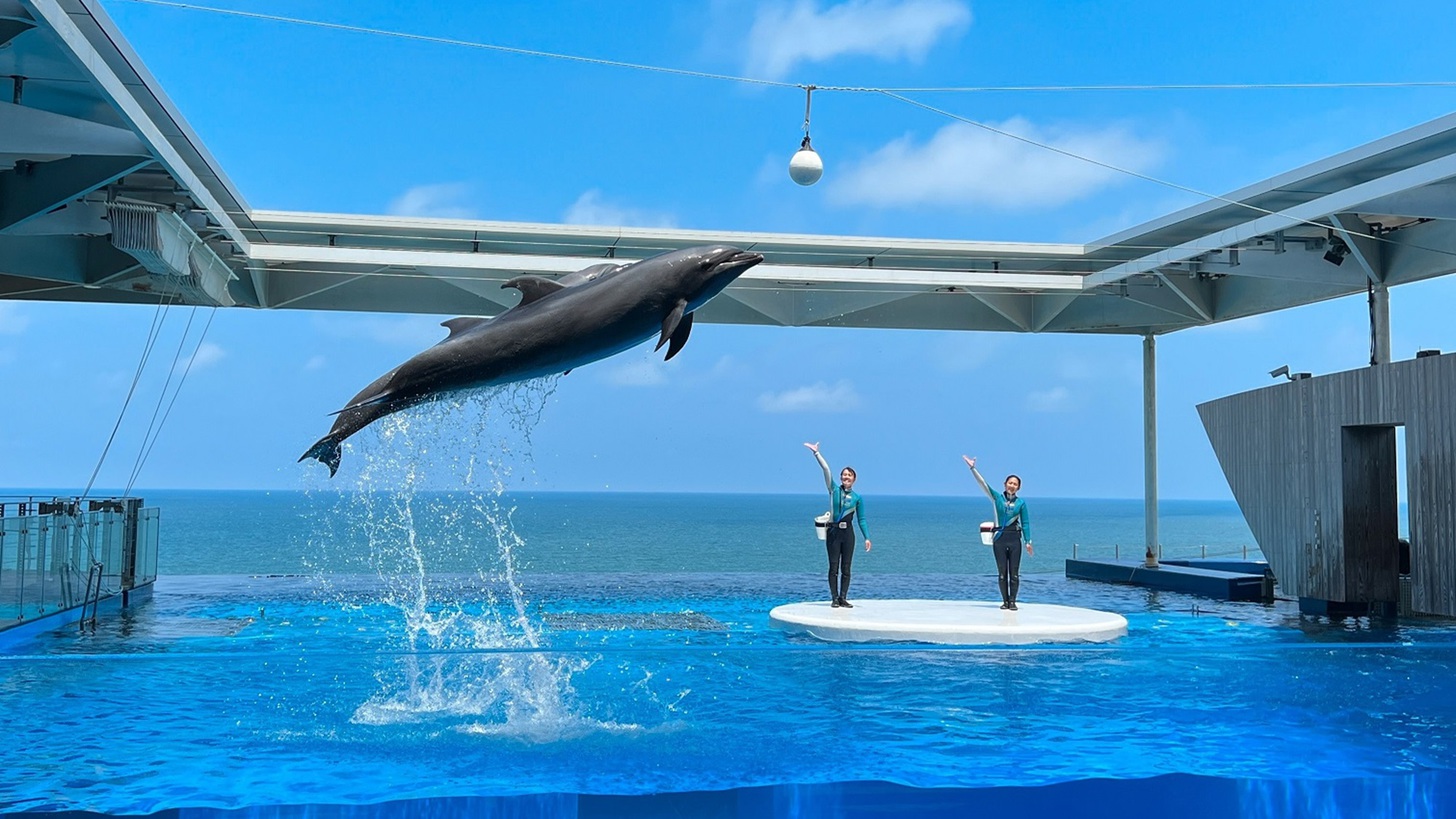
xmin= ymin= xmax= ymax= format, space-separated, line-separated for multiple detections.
xmin=502 ymin=275 xmax=567 ymax=306
xmin=440 ymin=317 xmax=489 ymax=340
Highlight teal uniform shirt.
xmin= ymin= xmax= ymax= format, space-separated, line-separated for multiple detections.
xmin=815 ymin=451 xmax=870 ymax=540
xmin=973 ymin=467 xmax=1031 ymax=542
xmin=988 ymin=488 xmax=1031 ymax=542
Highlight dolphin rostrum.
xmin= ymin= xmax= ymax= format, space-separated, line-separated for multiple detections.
xmin=300 ymin=244 xmax=764 ymax=476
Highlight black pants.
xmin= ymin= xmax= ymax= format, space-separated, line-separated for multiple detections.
xmin=826 ymin=525 xmax=855 ymax=600
xmin=992 ymin=526 xmax=1023 ymax=604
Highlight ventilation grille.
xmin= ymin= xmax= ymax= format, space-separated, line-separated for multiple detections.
xmin=107 ymin=202 xmax=236 ymax=306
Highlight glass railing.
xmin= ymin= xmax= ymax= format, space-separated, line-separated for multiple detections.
xmin=0 ymin=497 xmax=159 ymax=629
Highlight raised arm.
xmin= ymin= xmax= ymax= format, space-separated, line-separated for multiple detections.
xmin=962 ymin=455 xmax=996 ymax=502
xmin=805 ymin=442 xmax=833 ymax=492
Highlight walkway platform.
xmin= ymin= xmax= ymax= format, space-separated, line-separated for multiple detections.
xmin=1065 ymin=559 xmax=1271 ymax=602
xmin=768 ymin=599 xmax=1127 ymax=645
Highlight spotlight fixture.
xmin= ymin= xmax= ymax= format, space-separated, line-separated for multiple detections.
xmin=1323 ymin=237 xmax=1350 ymax=266
xmin=789 ymin=85 xmax=823 ymax=186
xmin=1268 ymin=365 xmax=1312 ymax=382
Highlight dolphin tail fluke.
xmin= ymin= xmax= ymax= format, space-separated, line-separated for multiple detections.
xmin=655 ymin=299 xmax=688 ymax=352
xmin=299 ymin=434 xmax=344 ymax=478
xmin=663 ymin=311 xmax=694 ymax=361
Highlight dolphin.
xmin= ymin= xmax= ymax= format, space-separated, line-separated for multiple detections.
xmin=299 ymin=244 xmax=764 ymax=476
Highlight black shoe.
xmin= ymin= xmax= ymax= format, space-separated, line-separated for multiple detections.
xmin=839 ymin=598 xmax=854 ymax=608
xmin=1000 ymin=601 xmax=1010 ymax=610
xmin=1008 ymin=602 xmax=1018 ymax=611
xmin=831 ymin=598 xmax=842 ymax=608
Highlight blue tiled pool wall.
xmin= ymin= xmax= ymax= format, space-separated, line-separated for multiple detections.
xmin=6 ymin=773 xmax=1454 ymax=819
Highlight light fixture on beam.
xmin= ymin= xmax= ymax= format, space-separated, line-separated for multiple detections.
xmin=1323 ymin=237 xmax=1351 ymax=266
xmin=788 ymin=85 xmax=823 ymax=186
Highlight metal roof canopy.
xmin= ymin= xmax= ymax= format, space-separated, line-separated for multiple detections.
xmin=3 ymin=0 xmax=1456 ymax=336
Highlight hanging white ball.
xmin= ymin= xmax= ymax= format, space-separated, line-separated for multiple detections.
xmin=788 ymin=146 xmax=823 ymax=186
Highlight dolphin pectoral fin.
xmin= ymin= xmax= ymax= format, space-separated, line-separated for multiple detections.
xmin=502 ymin=276 xmax=567 ymax=306
xmin=329 ymin=391 xmax=394 ymax=416
xmin=441 ymin=317 xmax=489 ymax=340
xmin=664 ymin=311 xmax=694 ymax=361
xmin=655 ymin=299 xmax=688 ymax=352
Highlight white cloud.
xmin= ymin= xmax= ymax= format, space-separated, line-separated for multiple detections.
xmin=758 ymin=379 xmax=861 ymax=413
xmin=563 ymin=190 xmax=677 ymax=228
xmin=0 ymin=303 xmax=30 ymax=335
xmin=931 ymin=333 xmax=1000 ymax=373
xmin=387 ymin=183 xmax=476 ymax=219
xmin=304 ymin=355 xmax=327 ymax=371
xmin=1196 ymin=314 xmax=1269 ymax=335
xmin=745 ymin=0 xmax=970 ymax=80
xmin=1055 ymin=355 xmax=1101 ymax=381
xmin=708 ymin=355 xmax=746 ymax=378
xmin=314 ymin=316 xmax=448 ymax=348
xmin=603 ymin=357 xmax=668 ymax=387
xmin=188 ymin=341 xmax=226 ymax=371
xmin=830 ymin=118 xmax=1164 ymax=210
xmin=1024 ymin=386 xmax=1073 ymax=412
xmin=1324 ymin=321 xmax=1367 ymax=361
xmin=172 ymin=341 xmax=225 ymax=376
xmin=1072 ymin=192 xmax=1202 ymax=244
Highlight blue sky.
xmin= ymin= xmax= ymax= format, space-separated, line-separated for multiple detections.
xmin=3 ymin=0 xmax=1456 ymax=497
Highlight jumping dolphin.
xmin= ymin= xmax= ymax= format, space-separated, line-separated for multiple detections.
xmin=299 ymin=244 xmax=764 ymax=476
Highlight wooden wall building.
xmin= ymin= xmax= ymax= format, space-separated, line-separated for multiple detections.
xmin=1198 ymin=352 xmax=1456 ymax=616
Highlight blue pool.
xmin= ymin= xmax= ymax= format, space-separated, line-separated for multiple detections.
xmin=5 ymin=571 xmax=1456 ymax=818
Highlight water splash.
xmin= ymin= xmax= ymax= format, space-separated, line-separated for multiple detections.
xmin=301 ymin=379 xmax=631 ymax=739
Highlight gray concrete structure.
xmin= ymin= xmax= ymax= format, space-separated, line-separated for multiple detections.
xmin=1199 ymin=353 xmax=1456 ymax=615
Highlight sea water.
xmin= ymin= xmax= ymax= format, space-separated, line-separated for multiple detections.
xmin=126 ymin=490 xmax=1262 ymax=577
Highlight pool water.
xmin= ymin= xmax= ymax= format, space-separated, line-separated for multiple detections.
xmin=4 ymin=572 xmax=1456 ymax=818
xmin=4 ymin=399 xmax=1448 ymax=817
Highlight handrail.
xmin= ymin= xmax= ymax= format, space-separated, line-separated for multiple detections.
xmin=1 ymin=498 xmax=158 ymax=631
xmin=0 ymin=496 xmax=140 ymax=518
xmin=1071 ymin=543 xmax=1266 ymax=562
xmin=80 ymin=561 xmax=103 ymax=633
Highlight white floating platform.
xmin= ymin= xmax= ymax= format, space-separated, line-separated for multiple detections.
xmin=769 ymin=599 xmax=1127 ymax=645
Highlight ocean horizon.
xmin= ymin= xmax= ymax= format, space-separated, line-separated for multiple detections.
xmin=0 ymin=489 xmax=1266 ymax=577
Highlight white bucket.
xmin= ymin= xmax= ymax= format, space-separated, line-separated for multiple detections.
xmin=815 ymin=512 xmax=832 ymax=541
xmin=979 ymin=521 xmax=996 ymax=546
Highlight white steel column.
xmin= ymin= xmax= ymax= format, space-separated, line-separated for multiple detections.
xmin=1143 ymin=334 xmax=1160 ymax=568
xmin=1371 ymin=283 xmax=1391 ymax=365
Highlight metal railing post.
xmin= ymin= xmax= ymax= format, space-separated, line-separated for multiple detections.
xmin=0 ymin=522 xmax=6 ymax=619
xmin=17 ymin=520 xmax=28 ymax=620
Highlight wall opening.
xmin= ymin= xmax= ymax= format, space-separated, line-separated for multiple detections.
xmin=1341 ymin=425 xmax=1401 ymax=604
